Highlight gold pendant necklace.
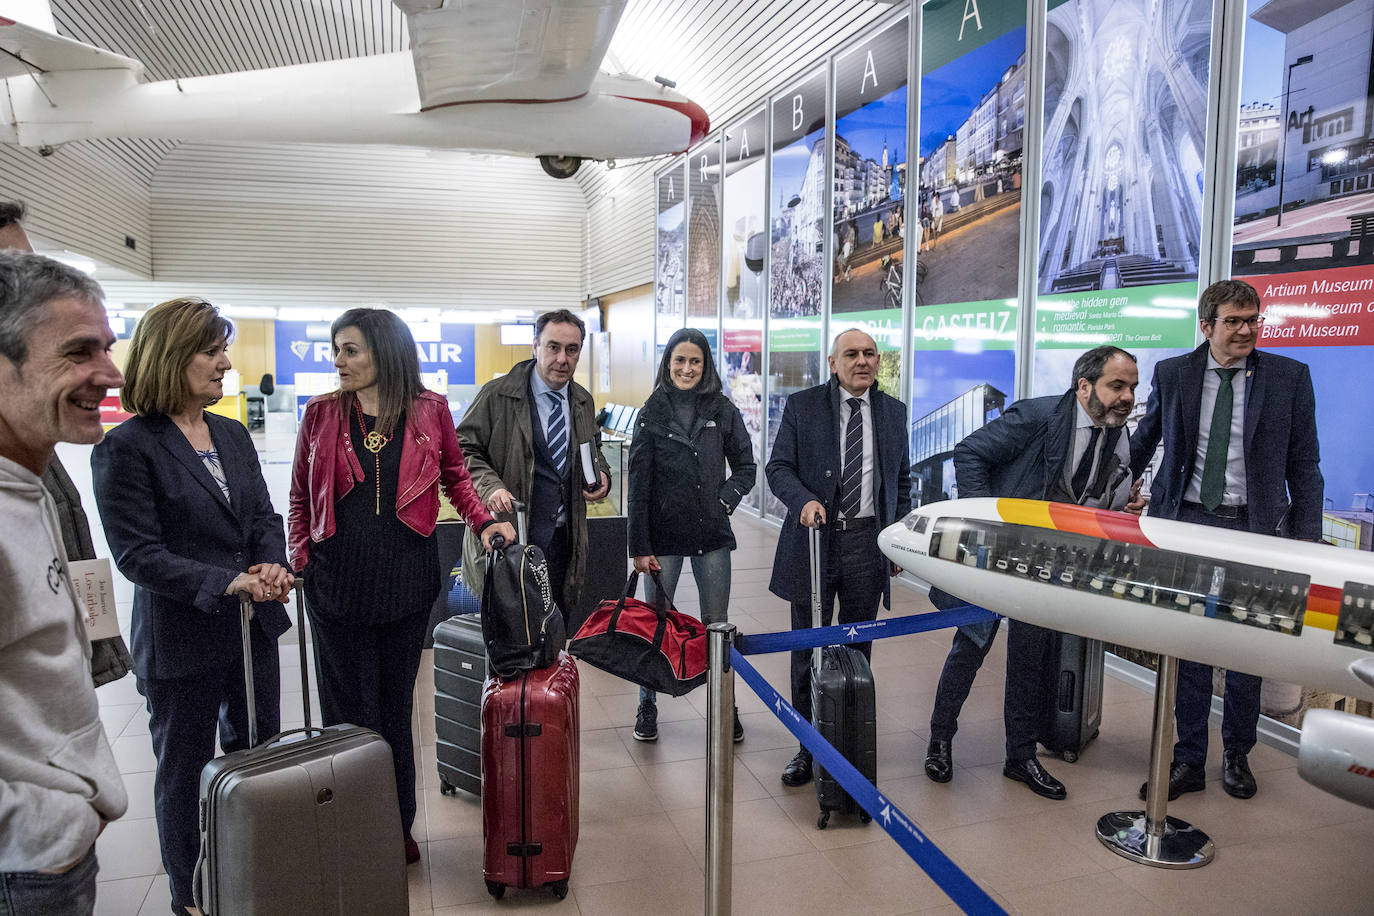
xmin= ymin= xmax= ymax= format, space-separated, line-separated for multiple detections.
xmin=355 ymin=400 xmax=390 ymax=515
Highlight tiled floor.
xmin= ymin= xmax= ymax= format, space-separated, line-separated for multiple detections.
xmin=63 ymin=437 xmax=1374 ymax=915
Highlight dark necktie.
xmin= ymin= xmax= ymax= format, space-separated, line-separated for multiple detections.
xmin=546 ymin=391 xmax=567 ymax=476
xmin=1071 ymin=426 xmax=1101 ymax=502
xmin=1200 ymin=367 xmax=1239 ymax=511
xmin=839 ymin=397 xmax=863 ymax=518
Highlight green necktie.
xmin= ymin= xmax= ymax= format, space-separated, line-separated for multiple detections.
xmin=1199 ymin=367 xmax=1240 ymax=511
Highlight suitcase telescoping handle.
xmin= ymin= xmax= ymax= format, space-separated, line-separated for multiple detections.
xmin=488 ymin=500 xmax=528 ymax=554
xmin=237 ymin=578 xmax=315 ymax=749
xmin=808 ymin=521 xmax=823 ymax=671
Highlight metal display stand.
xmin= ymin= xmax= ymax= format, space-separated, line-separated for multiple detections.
xmin=1095 ymin=654 xmax=1214 ymax=868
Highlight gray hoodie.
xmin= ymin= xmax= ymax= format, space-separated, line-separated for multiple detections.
xmin=0 ymin=455 xmax=127 ymax=871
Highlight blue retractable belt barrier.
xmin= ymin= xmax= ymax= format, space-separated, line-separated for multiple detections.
xmin=734 ymin=604 xmax=999 ymax=656
xmin=730 ymin=648 xmax=1006 ymax=915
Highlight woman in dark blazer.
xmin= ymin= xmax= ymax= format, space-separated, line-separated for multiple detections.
xmin=626 ymin=327 xmax=756 ymax=743
xmin=92 ymin=297 xmax=293 ymax=916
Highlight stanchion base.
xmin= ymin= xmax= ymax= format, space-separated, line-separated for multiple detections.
xmin=1095 ymin=811 xmax=1214 ymax=869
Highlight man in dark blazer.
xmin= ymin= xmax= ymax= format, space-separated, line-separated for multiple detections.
xmin=766 ymin=328 xmax=912 ymax=786
xmin=1130 ymin=278 xmax=1322 ymax=801
xmin=923 ymin=346 xmax=1139 ymax=799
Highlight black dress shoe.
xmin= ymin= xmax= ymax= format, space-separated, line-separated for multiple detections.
xmin=1138 ymin=761 xmax=1206 ymax=801
xmin=1222 ymin=751 xmax=1257 ymax=799
xmin=1003 ymin=757 xmax=1067 ymax=800
xmin=924 ymin=738 xmax=953 ymax=783
xmin=781 ymin=748 xmax=813 ymax=787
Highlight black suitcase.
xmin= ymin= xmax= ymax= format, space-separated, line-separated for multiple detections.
xmin=807 ymin=525 xmax=877 ymax=829
xmin=434 ymin=614 xmax=486 ymax=796
xmin=1039 ymin=632 xmax=1104 ymax=762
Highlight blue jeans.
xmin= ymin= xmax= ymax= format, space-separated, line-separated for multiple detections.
xmin=639 ymin=548 xmax=732 ymax=706
xmin=0 ymin=844 xmax=98 ymax=916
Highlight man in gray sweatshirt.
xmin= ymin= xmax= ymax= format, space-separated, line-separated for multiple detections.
xmin=0 ymin=250 xmax=128 ymax=914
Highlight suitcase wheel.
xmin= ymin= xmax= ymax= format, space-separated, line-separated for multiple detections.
xmin=551 ymin=880 xmax=569 ymax=900
xmin=439 ymin=777 xmax=457 ymax=796
xmin=859 ymin=810 xmax=872 ymax=824
xmin=486 ymin=880 xmax=505 ymax=900
xmin=817 ymin=810 xmax=830 ymax=830
xmin=1061 ymin=749 xmax=1079 ymax=763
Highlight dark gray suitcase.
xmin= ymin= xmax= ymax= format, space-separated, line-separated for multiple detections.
xmin=1039 ymin=632 xmax=1104 ymax=762
xmin=807 ymin=525 xmax=877 ymax=829
xmin=434 ymin=614 xmax=486 ymax=796
xmin=194 ymin=592 xmax=407 ymax=915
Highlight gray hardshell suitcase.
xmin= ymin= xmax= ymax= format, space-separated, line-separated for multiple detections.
xmin=193 ymin=590 xmax=407 ymax=915
xmin=434 ymin=614 xmax=486 ymax=796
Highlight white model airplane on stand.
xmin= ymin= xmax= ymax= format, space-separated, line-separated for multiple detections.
xmin=878 ymin=498 xmax=1374 ymax=809
xmin=0 ymin=0 xmax=708 ymax=178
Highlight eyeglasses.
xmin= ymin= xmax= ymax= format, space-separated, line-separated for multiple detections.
xmin=1214 ymin=315 xmax=1265 ymax=329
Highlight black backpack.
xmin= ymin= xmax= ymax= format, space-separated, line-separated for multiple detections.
xmin=480 ymin=539 xmax=566 ymax=678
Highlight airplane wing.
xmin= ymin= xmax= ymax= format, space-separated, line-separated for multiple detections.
xmin=394 ymin=0 xmax=625 ymax=110
xmin=0 ymin=15 xmax=142 ymax=79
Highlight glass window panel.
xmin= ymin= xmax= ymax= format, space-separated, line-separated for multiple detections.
xmin=656 ymin=163 xmax=687 ymax=355
xmin=722 ymin=109 xmax=769 ymax=513
xmin=831 ymin=17 xmax=910 ymax=396
xmin=1033 ymin=0 xmax=1211 ymax=401
xmin=910 ymin=0 xmax=1023 ymax=507
xmin=766 ymin=68 xmax=828 ymax=519
xmin=688 ymin=134 xmax=723 ymax=352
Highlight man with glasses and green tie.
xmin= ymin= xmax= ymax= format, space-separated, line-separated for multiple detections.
xmin=1130 ymin=278 xmax=1323 ymax=802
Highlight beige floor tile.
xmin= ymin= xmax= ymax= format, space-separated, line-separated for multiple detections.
xmin=121 ymin=769 xmax=157 ymax=821
xmin=110 ymin=735 xmax=158 ymax=775
xmin=424 ymin=835 xmax=495 ymax=909
xmin=729 ymin=850 xmax=878 ymax=915
xmin=616 ymin=717 xmax=708 ymax=765
xmin=134 ymin=874 xmax=170 ymax=916
xmin=95 ymin=875 xmax=154 ymax=916
xmin=774 ymin=789 xmax=882 ymax=850
xmin=96 ymin=674 xmax=145 ymax=707
xmin=579 ymin=725 xmax=637 ymax=772
xmin=733 ymin=707 xmax=801 ymax=751
xmin=823 ymin=839 xmax=980 ymax=915
xmin=638 ymin=756 xmax=770 ymax=812
xmin=568 ymin=812 xmax=694 ymax=888
xmin=667 ymin=796 xmax=815 ymax=868
xmin=579 ymin=765 xmax=665 ymax=822
xmin=95 ymin=817 xmax=165 ymax=882
xmin=1007 ymin=869 xmax=1166 ymax=916
xmin=422 ymin=785 xmax=484 ymax=841
xmin=926 ymin=810 xmax=1106 ymax=896
xmin=876 ymin=728 xmax=934 ymax=782
xmin=98 ymin=703 xmax=141 ymax=739
xmin=596 ymin=690 xmax=699 ymax=727
xmin=565 ymin=866 xmax=700 ymax=916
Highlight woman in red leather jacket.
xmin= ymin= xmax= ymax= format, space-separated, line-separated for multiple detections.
xmin=288 ymin=307 xmax=513 ymax=866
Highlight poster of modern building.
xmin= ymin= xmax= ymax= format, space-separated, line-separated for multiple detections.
xmin=1232 ymin=0 xmax=1374 ymax=274
xmin=656 ymin=163 xmax=686 ymax=350
xmin=1037 ymin=0 xmax=1209 ymax=297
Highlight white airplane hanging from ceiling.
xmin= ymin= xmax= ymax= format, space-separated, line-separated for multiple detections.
xmin=0 ymin=0 xmax=708 ymax=178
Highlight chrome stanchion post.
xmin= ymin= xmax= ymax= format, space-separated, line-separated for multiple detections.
xmin=705 ymin=622 xmax=737 ymax=916
xmin=1096 ymin=654 xmax=1213 ymax=868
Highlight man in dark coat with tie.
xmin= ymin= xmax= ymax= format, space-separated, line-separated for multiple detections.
xmin=766 ymin=328 xmax=912 ymax=787
xmin=1130 ymin=279 xmax=1322 ymax=801
xmin=923 ymin=346 xmax=1139 ymax=800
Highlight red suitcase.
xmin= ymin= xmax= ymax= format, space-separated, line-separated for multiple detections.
xmin=480 ymin=651 xmax=580 ymax=899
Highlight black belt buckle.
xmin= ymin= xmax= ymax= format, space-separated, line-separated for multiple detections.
xmin=836 ymin=515 xmax=876 ymax=532
xmin=1211 ymin=504 xmax=1244 ymax=519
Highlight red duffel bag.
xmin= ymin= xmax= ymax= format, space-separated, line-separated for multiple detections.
xmin=569 ymin=570 xmax=708 ymax=696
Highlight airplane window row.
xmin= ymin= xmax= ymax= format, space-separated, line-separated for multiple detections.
xmin=1337 ymin=582 xmax=1374 ymax=650
xmin=927 ymin=518 xmax=1311 ymax=638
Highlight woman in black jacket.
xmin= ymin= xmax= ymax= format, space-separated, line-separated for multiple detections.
xmin=627 ymin=327 xmax=756 ymax=742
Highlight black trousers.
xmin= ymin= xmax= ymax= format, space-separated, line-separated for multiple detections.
xmin=543 ymin=523 xmax=573 ymax=623
xmin=138 ymin=628 xmax=281 ymax=909
xmin=928 ymin=616 xmax=1053 ymax=760
xmin=788 ymin=525 xmax=884 ymax=724
xmin=308 ymin=607 xmax=431 ymax=835
xmin=1173 ymin=502 xmax=1261 ymax=767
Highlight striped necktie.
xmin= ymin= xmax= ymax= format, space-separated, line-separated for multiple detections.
xmin=840 ymin=397 xmax=863 ymax=518
xmin=546 ymin=391 xmax=568 ymax=476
